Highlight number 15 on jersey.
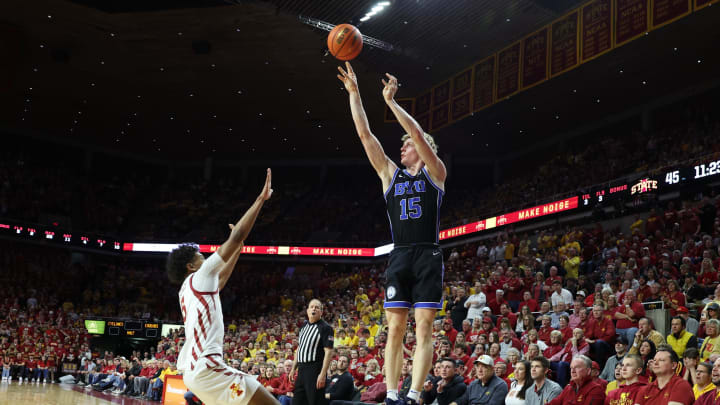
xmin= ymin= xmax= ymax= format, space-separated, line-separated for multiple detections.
xmin=400 ymin=197 xmax=422 ymax=220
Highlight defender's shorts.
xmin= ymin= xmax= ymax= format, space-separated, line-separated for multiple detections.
xmin=183 ymin=354 xmax=261 ymax=405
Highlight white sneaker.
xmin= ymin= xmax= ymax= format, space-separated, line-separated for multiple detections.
xmin=43 ymin=379 xmax=47 ymax=384
xmin=31 ymin=379 xmax=35 ymax=383
xmin=19 ymin=377 xmax=23 ymax=383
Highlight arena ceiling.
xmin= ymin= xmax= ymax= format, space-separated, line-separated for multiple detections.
xmin=1 ymin=0 xmax=719 ymax=162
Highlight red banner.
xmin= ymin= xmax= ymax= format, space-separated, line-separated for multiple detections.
xmin=472 ymin=55 xmax=496 ymax=112
xmin=439 ymin=197 xmax=579 ymax=240
xmin=522 ymin=28 xmax=549 ymax=89
xmin=651 ymin=0 xmax=691 ymax=28
xmin=496 ymin=42 xmax=521 ymax=99
xmin=582 ymin=0 xmax=613 ymax=62
xmin=285 ymin=247 xmax=375 ymax=257
xmin=615 ymin=0 xmax=650 ymax=46
xmin=551 ymin=11 xmax=580 ymax=77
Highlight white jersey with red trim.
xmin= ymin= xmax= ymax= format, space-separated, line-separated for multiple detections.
xmin=177 ymin=252 xmax=226 ymax=373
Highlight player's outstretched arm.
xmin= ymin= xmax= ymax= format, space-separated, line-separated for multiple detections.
xmin=337 ymin=62 xmax=397 ymax=189
xmin=216 ymin=168 xmax=273 ymax=263
xmin=382 ymin=73 xmax=447 ymax=186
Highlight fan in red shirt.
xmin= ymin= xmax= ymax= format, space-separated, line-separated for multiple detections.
xmin=605 ymin=355 xmax=647 ymax=405
xmin=441 ymin=318 xmax=459 ymax=344
xmin=547 ymin=356 xmax=605 ymax=405
xmin=537 ymin=316 xmax=554 ymax=344
xmin=635 ymin=348 xmax=693 ymax=405
xmin=586 ymin=304 xmax=616 ymax=368
xmin=496 ymin=304 xmax=518 ymax=330
xmin=615 ymin=290 xmax=645 ymax=344
xmin=488 ymin=290 xmax=509 ymax=315
xmin=520 ymin=291 xmax=538 ymax=312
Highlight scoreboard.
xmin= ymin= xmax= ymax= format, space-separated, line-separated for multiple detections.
xmin=580 ymin=155 xmax=720 ymax=206
xmin=105 ymin=320 xmax=161 ymax=338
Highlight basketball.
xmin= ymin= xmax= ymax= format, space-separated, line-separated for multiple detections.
xmin=327 ymin=23 xmax=363 ymax=61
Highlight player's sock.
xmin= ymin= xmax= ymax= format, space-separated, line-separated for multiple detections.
xmin=386 ymin=389 xmax=399 ymax=401
xmin=407 ymin=389 xmax=420 ymax=401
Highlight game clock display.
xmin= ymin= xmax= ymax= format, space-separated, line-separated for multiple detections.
xmin=107 ymin=320 xmax=161 ymax=338
xmin=581 ymin=156 xmax=720 ymax=206
xmin=664 ymin=157 xmax=720 ymax=186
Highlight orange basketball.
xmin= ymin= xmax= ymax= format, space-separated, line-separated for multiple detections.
xmin=327 ymin=24 xmax=363 ymax=61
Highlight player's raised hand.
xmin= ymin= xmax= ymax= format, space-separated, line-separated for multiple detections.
xmin=259 ymin=168 xmax=273 ymax=201
xmin=381 ymin=73 xmax=399 ymax=102
xmin=337 ymin=62 xmax=359 ymax=93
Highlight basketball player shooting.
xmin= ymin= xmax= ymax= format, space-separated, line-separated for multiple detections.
xmin=166 ymin=169 xmax=279 ymax=405
xmin=337 ymin=62 xmax=447 ymax=405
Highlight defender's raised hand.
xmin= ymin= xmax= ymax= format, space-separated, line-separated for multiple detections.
xmin=337 ymin=62 xmax=359 ymax=93
xmin=259 ymin=168 xmax=273 ymax=201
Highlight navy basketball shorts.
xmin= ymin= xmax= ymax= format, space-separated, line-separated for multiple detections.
xmin=383 ymin=245 xmax=443 ymax=310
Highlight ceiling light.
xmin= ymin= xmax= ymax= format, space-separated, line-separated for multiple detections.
xmin=506 ymin=18 xmax=511 ymax=22
xmin=698 ymin=59 xmax=702 ymax=63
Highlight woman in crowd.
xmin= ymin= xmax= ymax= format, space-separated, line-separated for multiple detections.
xmin=523 ymin=329 xmax=547 ymax=352
xmin=516 ymin=313 xmax=535 ymax=339
xmin=506 ymin=348 xmax=521 ymax=378
xmin=523 ymin=344 xmax=540 ymax=362
xmin=530 ymin=273 xmax=547 ymax=305
xmin=1 ymin=355 xmax=10 ymax=381
xmin=360 ymin=359 xmax=382 ymax=387
xmin=543 ymin=331 xmax=564 ymax=360
xmin=505 ymin=360 xmax=532 ymax=405
xmin=638 ymin=339 xmax=657 ymax=378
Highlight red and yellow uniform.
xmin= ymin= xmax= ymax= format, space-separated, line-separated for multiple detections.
xmin=635 ymin=375 xmax=693 ymax=405
xmin=604 ymin=381 xmax=647 ymax=405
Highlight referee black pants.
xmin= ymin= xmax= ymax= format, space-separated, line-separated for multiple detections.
xmin=293 ymin=362 xmax=327 ymax=405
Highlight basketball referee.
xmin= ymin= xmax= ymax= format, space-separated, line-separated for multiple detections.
xmin=289 ymin=299 xmax=334 ymax=405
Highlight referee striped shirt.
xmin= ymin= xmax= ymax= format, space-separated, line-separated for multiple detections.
xmin=297 ymin=319 xmax=334 ymax=364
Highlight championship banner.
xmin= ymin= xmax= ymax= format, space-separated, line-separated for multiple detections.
xmin=451 ymin=93 xmax=471 ymax=122
xmin=384 ymin=98 xmax=415 ymax=123
xmin=521 ymin=28 xmax=549 ymax=89
xmin=582 ymin=0 xmax=613 ymax=62
xmin=695 ymin=0 xmax=719 ymax=10
xmin=451 ymin=69 xmax=473 ymax=121
xmin=472 ymin=55 xmax=496 ymax=112
xmin=495 ymin=42 xmax=521 ymax=99
xmin=452 ymin=68 xmax=473 ymax=97
xmin=615 ymin=0 xmax=650 ymax=47
xmin=162 ymin=375 xmax=188 ymax=405
xmin=415 ymin=91 xmax=431 ymax=116
xmin=430 ymin=103 xmax=450 ymax=131
xmin=550 ymin=10 xmax=580 ymax=77
xmin=416 ymin=114 xmax=430 ymax=131
xmin=651 ymin=0 xmax=691 ymax=29
xmin=432 ymin=81 xmax=451 ymax=107
xmin=429 ymin=80 xmax=451 ymax=131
